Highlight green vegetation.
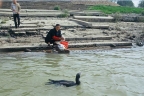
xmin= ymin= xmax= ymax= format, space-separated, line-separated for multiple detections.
xmin=57 ymin=9 xmax=69 ymax=18
xmin=63 ymin=9 xmax=69 ymax=14
xmin=88 ymin=5 xmax=144 ymax=14
xmin=54 ymin=5 xmax=60 ymax=10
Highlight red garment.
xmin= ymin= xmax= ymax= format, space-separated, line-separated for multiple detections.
xmin=53 ymin=36 xmax=61 ymax=41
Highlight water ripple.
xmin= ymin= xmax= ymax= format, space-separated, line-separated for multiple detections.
xmin=0 ymin=47 xmax=144 ymax=96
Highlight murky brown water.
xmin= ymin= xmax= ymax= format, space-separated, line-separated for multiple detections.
xmin=0 ymin=47 xmax=144 ymax=96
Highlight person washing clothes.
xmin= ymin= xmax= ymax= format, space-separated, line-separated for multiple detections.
xmin=45 ymin=24 xmax=69 ymax=51
xmin=45 ymin=24 xmax=64 ymax=46
xmin=11 ymin=0 xmax=21 ymax=28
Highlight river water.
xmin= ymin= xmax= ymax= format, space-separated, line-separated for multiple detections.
xmin=0 ymin=47 xmax=144 ymax=96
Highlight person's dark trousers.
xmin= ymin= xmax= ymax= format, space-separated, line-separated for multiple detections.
xmin=13 ymin=14 xmax=20 ymax=28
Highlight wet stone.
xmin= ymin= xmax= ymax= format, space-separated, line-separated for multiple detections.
xmin=24 ymin=48 xmax=32 ymax=52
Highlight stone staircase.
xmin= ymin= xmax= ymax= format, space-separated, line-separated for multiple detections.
xmin=0 ymin=9 xmax=133 ymax=52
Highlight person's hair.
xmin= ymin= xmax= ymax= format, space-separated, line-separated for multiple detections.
xmin=56 ymin=24 xmax=60 ymax=27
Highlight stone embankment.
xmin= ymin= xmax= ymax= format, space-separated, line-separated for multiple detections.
xmin=0 ymin=9 xmax=144 ymax=52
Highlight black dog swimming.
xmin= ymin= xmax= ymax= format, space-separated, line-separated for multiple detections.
xmin=45 ymin=73 xmax=81 ymax=87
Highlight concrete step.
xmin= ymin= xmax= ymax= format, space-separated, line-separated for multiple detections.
xmin=68 ymin=42 xmax=132 ymax=48
xmin=38 ymin=26 xmax=54 ymax=30
xmin=1 ymin=24 xmax=38 ymax=29
xmin=66 ymin=37 xmax=112 ymax=41
xmin=26 ymin=12 xmax=63 ymax=17
xmin=70 ymin=18 xmax=92 ymax=27
xmin=92 ymin=24 xmax=109 ymax=29
xmin=23 ymin=9 xmax=61 ymax=12
xmin=14 ymin=31 xmax=26 ymax=35
xmin=10 ymin=26 xmax=53 ymax=32
xmin=0 ymin=12 xmax=12 ymax=16
xmin=44 ymin=24 xmax=83 ymax=29
xmin=70 ymin=19 xmax=109 ymax=29
xmin=0 ymin=9 xmax=60 ymax=12
xmin=26 ymin=31 xmax=38 ymax=35
xmin=0 ymin=12 xmax=63 ymax=17
xmin=11 ymin=28 xmax=37 ymax=32
xmin=0 ymin=9 xmax=12 ymax=12
xmin=74 ymin=16 xmax=114 ymax=22
xmin=44 ymin=24 xmax=109 ymax=29
xmin=69 ymin=11 xmax=103 ymax=16
xmin=0 ymin=42 xmax=132 ymax=52
xmin=21 ymin=21 xmax=39 ymax=24
xmin=42 ymin=34 xmax=112 ymax=40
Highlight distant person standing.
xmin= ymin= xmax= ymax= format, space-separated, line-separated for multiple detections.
xmin=0 ymin=0 xmax=2 ymax=8
xmin=11 ymin=0 xmax=21 ymax=28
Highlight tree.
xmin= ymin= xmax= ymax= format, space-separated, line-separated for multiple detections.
xmin=117 ymin=0 xmax=134 ymax=7
xmin=110 ymin=0 xmax=118 ymax=3
xmin=139 ymin=0 xmax=144 ymax=8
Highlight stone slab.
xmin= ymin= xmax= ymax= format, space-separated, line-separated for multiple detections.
xmin=74 ymin=16 xmax=114 ymax=22
xmin=26 ymin=31 xmax=37 ymax=34
xmin=68 ymin=42 xmax=132 ymax=48
xmin=0 ymin=41 xmax=132 ymax=52
xmin=0 ymin=12 xmax=63 ymax=17
xmin=51 ymin=24 xmax=83 ymax=28
xmin=70 ymin=11 xmax=103 ymax=16
xmin=0 ymin=12 xmax=29 ymax=17
xmin=1 ymin=24 xmax=38 ymax=29
xmin=21 ymin=21 xmax=39 ymax=24
xmin=20 ymin=24 xmax=38 ymax=27
xmin=38 ymin=26 xmax=53 ymax=30
xmin=26 ymin=12 xmax=63 ymax=17
xmin=0 ymin=12 xmax=12 ymax=16
xmin=65 ymin=36 xmax=112 ymax=41
xmin=42 ymin=34 xmax=112 ymax=41
xmin=11 ymin=28 xmax=37 ymax=32
xmin=23 ymin=9 xmax=61 ymax=12
xmin=14 ymin=31 xmax=26 ymax=34
xmin=92 ymin=25 xmax=109 ymax=29
xmin=0 ymin=9 xmax=12 ymax=12
xmin=70 ymin=19 xmax=92 ymax=27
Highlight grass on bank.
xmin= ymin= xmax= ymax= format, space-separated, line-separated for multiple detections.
xmin=54 ymin=5 xmax=60 ymax=10
xmin=88 ymin=5 xmax=144 ymax=14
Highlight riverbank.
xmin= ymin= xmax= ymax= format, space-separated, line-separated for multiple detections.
xmin=0 ymin=8 xmax=144 ymax=52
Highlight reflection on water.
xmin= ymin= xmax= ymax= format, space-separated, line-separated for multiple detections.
xmin=0 ymin=47 xmax=144 ymax=96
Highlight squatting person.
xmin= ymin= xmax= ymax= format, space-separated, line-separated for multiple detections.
xmin=45 ymin=24 xmax=65 ymax=47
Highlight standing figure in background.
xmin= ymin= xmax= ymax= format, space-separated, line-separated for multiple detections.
xmin=11 ymin=0 xmax=21 ymax=28
xmin=0 ymin=0 xmax=2 ymax=8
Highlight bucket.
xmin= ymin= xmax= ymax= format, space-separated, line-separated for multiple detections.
xmin=60 ymin=41 xmax=69 ymax=49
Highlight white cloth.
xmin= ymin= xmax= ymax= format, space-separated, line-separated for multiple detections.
xmin=58 ymin=44 xmax=65 ymax=51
